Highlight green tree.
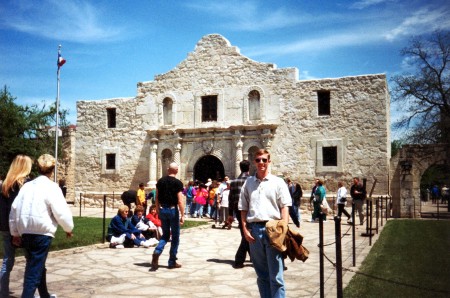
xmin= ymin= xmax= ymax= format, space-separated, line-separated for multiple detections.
xmin=0 ymin=86 xmax=68 ymax=176
xmin=391 ymin=139 xmax=403 ymax=157
xmin=391 ymin=30 xmax=450 ymax=144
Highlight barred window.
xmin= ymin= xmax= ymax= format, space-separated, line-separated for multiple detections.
xmin=202 ymin=95 xmax=217 ymax=122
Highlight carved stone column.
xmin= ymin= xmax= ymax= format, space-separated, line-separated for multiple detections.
xmin=234 ymin=137 xmax=243 ymax=177
xmin=149 ymin=141 xmax=158 ymax=186
xmin=174 ymin=142 xmax=182 ymax=179
xmin=261 ymin=129 xmax=273 ymax=151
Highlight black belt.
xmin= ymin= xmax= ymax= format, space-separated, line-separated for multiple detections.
xmin=160 ymin=205 xmax=176 ymax=209
xmin=250 ymin=221 xmax=268 ymax=225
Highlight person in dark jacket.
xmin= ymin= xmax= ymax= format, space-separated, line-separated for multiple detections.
xmin=289 ymin=183 xmax=303 ymax=228
xmin=108 ymin=205 xmax=150 ymax=248
xmin=0 ymin=154 xmax=32 ymax=297
xmin=121 ymin=190 xmax=137 ymax=217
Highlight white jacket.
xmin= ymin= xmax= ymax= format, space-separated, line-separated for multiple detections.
xmin=9 ymin=175 xmax=74 ymax=238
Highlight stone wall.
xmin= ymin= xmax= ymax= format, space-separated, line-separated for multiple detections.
xmin=75 ymin=34 xmax=390 ymax=202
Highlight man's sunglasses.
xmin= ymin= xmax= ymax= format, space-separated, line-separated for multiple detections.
xmin=255 ymin=158 xmax=268 ymax=163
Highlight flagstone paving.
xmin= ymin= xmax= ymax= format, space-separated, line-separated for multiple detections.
xmin=8 ymin=207 xmax=384 ymax=297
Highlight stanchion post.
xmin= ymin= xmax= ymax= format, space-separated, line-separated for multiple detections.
xmin=102 ymin=195 xmax=107 ymax=243
xmin=352 ymin=201 xmax=356 ymax=267
xmin=369 ymin=199 xmax=373 ymax=246
xmin=319 ymin=214 xmax=325 ymax=298
xmin=79 ymin=192 xmax=82 ymax=217
xmin=334 ymin=216 xmax=343 ymax=298
xmin=375 ymin=197 xmax=379 ymax=234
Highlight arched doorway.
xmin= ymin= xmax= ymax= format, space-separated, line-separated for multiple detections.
xmin=194 ymin=155 xmax=224 ymax=183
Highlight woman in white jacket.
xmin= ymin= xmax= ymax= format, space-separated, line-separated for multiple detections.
xmin=9 ymin=154 xmax=74 ymax=298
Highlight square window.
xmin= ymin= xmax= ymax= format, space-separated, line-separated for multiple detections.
xmin=202 ymin=95 xmax=217 ymax=122
xmin=107 ymin=108 xmax=116 ymax=128
xmin=317 ymin=91 xmax=330 ymax=116
xmin=106 ymin=154 xmax=116 ymax=170
xmin=322 ymin=146 xmax=337 ymax=166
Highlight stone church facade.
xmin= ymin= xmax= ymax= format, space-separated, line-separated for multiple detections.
xmin=75 ymin=34 xmax=391 ymax=199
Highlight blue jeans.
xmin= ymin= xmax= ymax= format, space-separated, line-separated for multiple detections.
xmin=21 ymin=234 xmax=52 ymax=298
xmin=153 ymin=207 xmax=180 ymax=267
xmin=0 ymin=231 xmax=15 ymax=297
xmin=185 ymin=197 xmax=193 ymax=216
xmin=248 ymin=222 xmax=285 ymax=298
xmin=194 ymin=204 xmax=203 ymax=217
xmin=289 ymin=205 xmax=301 ymax=227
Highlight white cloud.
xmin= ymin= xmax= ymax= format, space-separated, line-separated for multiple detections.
xmin=350 ymin=0 xmax=391 ymax=10
xmin=0 ymin=0 xmax=124 ymax=43
xmin=242 ymin=30 xmax=383 ymax=58
xmin=384 ymin=7 xmax=450 ymax=40
xmin=185 ymin=0 xmax=307 ymax=31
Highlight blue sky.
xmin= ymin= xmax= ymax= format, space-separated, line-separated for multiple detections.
xmin=1 ymin=0 xmax=449 ymax=139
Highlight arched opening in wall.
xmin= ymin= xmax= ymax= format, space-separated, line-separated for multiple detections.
xmin=247 ymin=146 xmax=261 ymax=175
xmin=248 ymin=90 xmax=261 ymax=121
xmin=420 ymin=164 xmax=450 ymax=203
xmin=161 ymin=149 xmax=173 ymax=176
xmin=163 ymin=97 xmax=173 ymax=126
xmin=193 ymin=155 xmax=225 ymax=184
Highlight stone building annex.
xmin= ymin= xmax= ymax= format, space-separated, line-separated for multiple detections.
xmin=75 ymin=34 xmax=391 ymax=199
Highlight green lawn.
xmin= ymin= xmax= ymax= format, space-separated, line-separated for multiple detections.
xmin=344 ymin=220 xmax=450 ymax=297
xmin=0 ymin=217 xmax=208 ymax=258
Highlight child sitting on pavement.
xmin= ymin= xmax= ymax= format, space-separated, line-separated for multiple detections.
xmin=107 ymin=205 xmax=155 ymax=248
xmin=131 ymin=205 xmax=159 ymax=240
xmin=146 ymin=205 xmax=163 ymax=239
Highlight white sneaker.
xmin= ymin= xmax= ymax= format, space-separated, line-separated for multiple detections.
xmin=50 ymin=295 xmax=58 ymax=298
xmin=116 ymin=244 xmax=124 ymax=249
xmin=142 ymin=241 xmax=150 ymax=248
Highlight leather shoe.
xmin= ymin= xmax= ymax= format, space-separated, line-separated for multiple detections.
xmin=168 ymin=262 xmax=182 ymax=269
xmin=233 ymin=263 xmax=244 ymax=269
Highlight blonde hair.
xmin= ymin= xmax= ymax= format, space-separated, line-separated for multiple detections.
xmin=117 ymin=204 xmax=129 ymax=214
xmin=37 ymin=154 xmax=55 ymax=175
xmin=2 ymin=155 xmax=33 ymax=197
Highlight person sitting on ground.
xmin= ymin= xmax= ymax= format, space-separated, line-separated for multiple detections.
xmin=107 ymin=205 xmax=153 ymax=248
xmin=146 ymin=205 xmax=163 ymax=239
xmin=131 ymin=205 xmax=158 ymax=239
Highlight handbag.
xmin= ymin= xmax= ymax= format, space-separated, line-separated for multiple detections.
xmin=320 ymin=199 xmax=331 ymax=215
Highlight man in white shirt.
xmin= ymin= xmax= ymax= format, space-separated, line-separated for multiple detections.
xmin=239 ymin=149 xmax=291 ymax=298
xmin=9 ymin=154 xmax=73 ymax=298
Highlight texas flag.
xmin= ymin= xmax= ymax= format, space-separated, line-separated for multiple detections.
xmin=57 ymin=52 xmax=66 ymax=68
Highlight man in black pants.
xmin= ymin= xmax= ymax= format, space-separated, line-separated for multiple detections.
xmin=227 ymin=160 xmax=251 ymax=269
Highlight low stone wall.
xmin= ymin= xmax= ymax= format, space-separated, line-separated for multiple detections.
xmin=75 ymin=192 xmax=124 ymax=209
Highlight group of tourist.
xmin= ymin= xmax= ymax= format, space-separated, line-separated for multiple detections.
xmin=430 ymin=184 xmax=449 ymax=204
xmin=0 ymin=148 xmax=373 ymax=298
xmin=0 ymin=154 xmax=74 ymax=298
xmin=182 ymin=176 xmax=231 ymax=222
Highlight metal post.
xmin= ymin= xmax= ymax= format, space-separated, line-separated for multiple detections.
xmin=352 ymin=201 xmax=356 ymax=267
xmin=102 ymin=195 xmax=107 ymax=243
xmin=381 ymin=196 xmax=384 ymax=226
xmin=79 ymin=192 xmax=82 ymax=217
xmin=369 ymin=200 xmax=373 ymax=246
xmin=334 ymin=216 xmax=343 ymax=298
xmin=375 ymin=197 xmax=379 ymax=234
xmin=319 ymin=215 xmax=325 ymax=298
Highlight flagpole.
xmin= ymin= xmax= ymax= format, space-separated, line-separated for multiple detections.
xmin=54 ymin=45 xmax=61 ymax=183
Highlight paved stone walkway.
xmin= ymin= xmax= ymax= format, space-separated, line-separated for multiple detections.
xmin=8 ymin=207 xmax=384 ymax=297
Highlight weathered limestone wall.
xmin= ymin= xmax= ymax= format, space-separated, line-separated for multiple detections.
xmin=272 ymin=75 xmax=390 ymax=195
xmin=75 ymin=34 xmax=390 ymax=205
xmin=75 ymin=97 xmax=151 ymax=202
